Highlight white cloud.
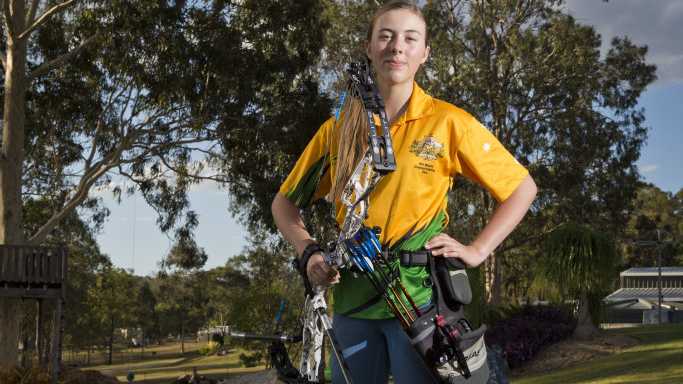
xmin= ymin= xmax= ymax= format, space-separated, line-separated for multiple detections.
xmin=640 ymin=164 xmax=658 ymax=173
xmin=564 ymin=0 xmax=683 ymax=85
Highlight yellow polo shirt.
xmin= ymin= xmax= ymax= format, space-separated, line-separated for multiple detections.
xmin=280 ymin=83 xmax=528 ymax=319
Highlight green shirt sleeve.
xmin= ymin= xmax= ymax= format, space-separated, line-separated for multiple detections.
xmin=279 ymin=118 xmax=334 ymax=208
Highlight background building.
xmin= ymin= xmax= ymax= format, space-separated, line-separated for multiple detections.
xmin=604 ymin=267 xmax=683 ymax=324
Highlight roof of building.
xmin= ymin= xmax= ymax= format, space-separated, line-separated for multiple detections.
xmin=606 ymin=298 xmax=657 ymax=310
xmin=605 ymin=287 xmax=683 ymax=302
xmin=620 ymin=267 xmax=683 ymax=277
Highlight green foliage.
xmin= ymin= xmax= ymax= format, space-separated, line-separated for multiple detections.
xmin=155 ymin=270 xmax=211 ymax=344
xmin=164 ymin=228 xmax=208 ymax=270
xmin=623 ymin=184 xmax=683 ymax=268
xmin=198 ymin=341 xmax=220 ymax=356
xmin=538 ymin=223 xmax=619 ymax=297
xmin=4 ymin=0 xmax=671 ymax=362
xmin=536 ymin=223 xmax=619 ymax=335
xmin=420 ymin=0 xmax=655 ymax=303
xmin=221 ymin=246 xmax=304 ymax=337
xmin=135 ymin=280 xmax=161 ymax=344
xmin=238 ymin=351 xmax=264 ymax=368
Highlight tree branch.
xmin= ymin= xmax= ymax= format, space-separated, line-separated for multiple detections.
xmin=28 ymin=33 xmax=97 ymax=79
xmin=28 ymin=161 xmax=113 ymax=245
xmin=25 ymin=0 xmax=40 ymax=26
xmin=0 ymin=51 xmax=6 ymax=70
xmin=158 ymin=152 xmax=228 ymax=183
xmin=497 ymin=224 xmax=562 ymax=254
xmin=3 ymin=0 xmax=15 ymax=39
xmin=28 ymin=132 xmax=135 ymax=245
xmin=17 ymin=0 xmax=75 ymax=40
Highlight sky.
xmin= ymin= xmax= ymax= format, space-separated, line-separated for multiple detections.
xmin=97 ymin=0 xmax=683 ymax=276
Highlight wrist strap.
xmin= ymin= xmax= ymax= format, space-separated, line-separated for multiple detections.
xmin=298 ymin=242 xmax=323 ymax=296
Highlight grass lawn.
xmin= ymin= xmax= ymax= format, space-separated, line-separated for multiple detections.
xmin=81 ymin=341 xmax=267 ymax=383
xmin=512 ymin=323 xmax=683 ymax=384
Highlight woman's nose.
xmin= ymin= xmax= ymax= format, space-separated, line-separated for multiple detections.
xmin=389 ymin=37 xmax=404 ymax=54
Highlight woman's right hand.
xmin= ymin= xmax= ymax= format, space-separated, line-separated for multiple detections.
xmin=306 ymin=252 xmax=340 ymax=287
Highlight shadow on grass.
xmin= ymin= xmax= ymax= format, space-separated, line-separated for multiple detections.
xmin=513 ymin=324 xmax=683 ymax=384
xmin=97 ymin=358 xmax=247 ymax=377
xmin=131 ymin=370 xmax=268 ymax=384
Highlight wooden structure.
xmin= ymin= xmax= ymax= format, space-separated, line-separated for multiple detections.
xmin=0 ymin=245 xmax=67 ymax=383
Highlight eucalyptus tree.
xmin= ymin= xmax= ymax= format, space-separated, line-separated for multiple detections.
xmin=422 ymin=0 xmax=656 ymax=304
xmin=1 ymin=0 xmax=329 ymax=364
xmin=623 ymin=184 xmax=683 ymax=268
xmin=87 ymin=266 xmax=138 ymax=365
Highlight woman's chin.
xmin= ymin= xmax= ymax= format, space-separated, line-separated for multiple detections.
xmin=379 ymin=72 xmax=412 ymax=87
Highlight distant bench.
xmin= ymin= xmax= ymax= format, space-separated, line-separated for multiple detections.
xmin=0 ymin=244 xmax=67 ymax=384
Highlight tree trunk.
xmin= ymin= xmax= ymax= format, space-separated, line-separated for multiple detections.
xmin=480 ymin=191 xmax=503 ymax=305
xmin=36 ymin=299 xmax=45 ymax=366
xmin=180 ymin=320 xmax=185 ymax=354
xmin=108 ymin=316 xmax=114 ymax=365
xmin=0 ymin=0 xmax=29 ymax=365
xmin=573 ymin=292 xmax=600 ymax=340
xmin=487 ymin=251 xmax=503 ymax=305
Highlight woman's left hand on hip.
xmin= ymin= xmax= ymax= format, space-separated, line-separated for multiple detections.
xmin=425 ymin=233 xmax=486 ymax=267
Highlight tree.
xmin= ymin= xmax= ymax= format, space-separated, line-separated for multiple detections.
xmin=135 ymin=280 xmax=160 ymax=347
xmin=421 ymin=0 xmax=656 ymax=304
xmin=223 ymin=246 xmax=304 ymax=336
xmin=217 ymin=0 xmax=657 ymax=310
xmin=1 ymin=0 xmax=330 ymax=363
xmin=164 ymin=225 xmax=208 ymax=271
xmin=88 ymin=266 xmax=137 ymax=365
xmin=155 ymin=270 xmax=209 ymax=354
xmin=623 ymin=184 xmax=683 ymax=267
xmin=537 ymin=223 xmax=619 ymax=339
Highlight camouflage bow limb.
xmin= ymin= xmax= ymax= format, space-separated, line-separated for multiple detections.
xmin=298 ymin=60 xmax=396 ymax=384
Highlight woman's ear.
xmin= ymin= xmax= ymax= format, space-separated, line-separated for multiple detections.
xmin=420 ymin=45 xmax=431 ymax=64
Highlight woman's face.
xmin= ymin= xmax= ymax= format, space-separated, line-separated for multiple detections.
xmin=366 ymin=8 xmax=430 ymax=88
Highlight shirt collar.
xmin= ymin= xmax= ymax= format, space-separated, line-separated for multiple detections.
xmin=403 ymin=82 xmax=435 ymax=123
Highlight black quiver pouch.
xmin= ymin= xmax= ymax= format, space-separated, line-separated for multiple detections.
xmin=408 ymin=255 xmax=489 ymax=384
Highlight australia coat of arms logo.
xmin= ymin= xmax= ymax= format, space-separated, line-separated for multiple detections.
xmin=409 ymin=136 xmax=445 ymax=161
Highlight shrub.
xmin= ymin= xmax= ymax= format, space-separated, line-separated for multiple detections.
xmin=0 ymin=366 xmax=50 ymax=384
xmin=238 ymin=351 xmax=264 ymax=367
xmin=198 ymin=341 xmax=220 ymax=356
xmin=0 ymin=365 xmax=120 ymax=384
xmin=485 ymin=304 xmax=576 ymax=369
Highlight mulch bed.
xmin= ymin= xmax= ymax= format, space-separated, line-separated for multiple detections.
xmin=510 ymin=332 xmax=639 ymax=377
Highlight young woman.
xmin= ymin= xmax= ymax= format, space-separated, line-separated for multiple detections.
xmin=271 ymin=1 xmax=537 ymax=383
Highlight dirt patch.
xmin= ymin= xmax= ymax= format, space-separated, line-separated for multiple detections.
xmin=217 ymin=369 xmax=280 ymax=384
xmin=510 ymin=332 xmax=639 ymax=377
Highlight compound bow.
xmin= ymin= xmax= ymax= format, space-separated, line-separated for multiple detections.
xmin=232 ymin=59 xmax=416 ymax=384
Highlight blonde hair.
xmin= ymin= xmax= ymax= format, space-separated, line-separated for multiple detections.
xmin=330 ymin=1 xmax=428 ymax=203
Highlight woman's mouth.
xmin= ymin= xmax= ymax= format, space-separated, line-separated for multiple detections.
xmin=385 ymin=59 xmax=405 ymax=69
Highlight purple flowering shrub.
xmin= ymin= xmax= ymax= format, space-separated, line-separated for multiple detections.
xmin=484 ymin=305 xmax=576 ymax=369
